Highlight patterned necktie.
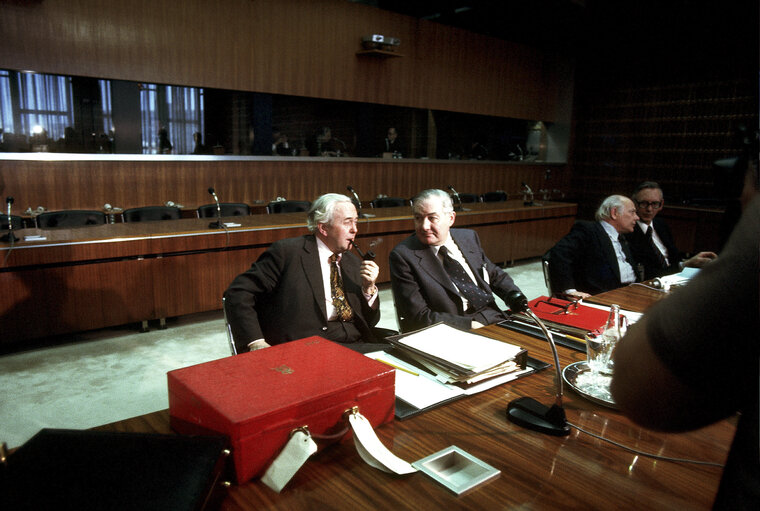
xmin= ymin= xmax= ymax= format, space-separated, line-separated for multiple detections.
xmin=438 ymin=246 xmax=491 ymax=312
xmin=329 ymin=253 xmax=354 ymax=322
xmin=646 ymin=226 xmax=667 ymax=268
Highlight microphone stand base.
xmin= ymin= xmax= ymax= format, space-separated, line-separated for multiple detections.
xmin=1 ymin=231 xmax=18 ymax=242
xmin=506 ymin=397 xmax=570 ymax=436
xmin=208 ymin=221 xmax=225 ymax=229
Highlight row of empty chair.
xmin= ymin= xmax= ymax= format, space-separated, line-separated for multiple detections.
xmin=2 ymin=191 xmax=510 ymax=230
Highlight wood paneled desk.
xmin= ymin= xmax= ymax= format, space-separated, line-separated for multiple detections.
xmin=0 ymin=201 xmax=576 ymax=345
xmin=94 ymin=287 xmax=735 ymax=510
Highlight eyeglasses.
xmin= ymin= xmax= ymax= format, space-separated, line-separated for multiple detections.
xmin=635 ymin=200 xmax=662 ymax=210
xmin=535 ymin=299 xmax=579 ymax=315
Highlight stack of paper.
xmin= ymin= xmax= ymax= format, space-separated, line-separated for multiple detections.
xmin=387 ymin=323 xmax=527 ymax=386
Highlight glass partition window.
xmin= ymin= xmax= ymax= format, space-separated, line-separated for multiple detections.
xmin=140 ymin=83 xmax=203 ymax=154
xmin=0 ymin=70 xmax=74 ymax=142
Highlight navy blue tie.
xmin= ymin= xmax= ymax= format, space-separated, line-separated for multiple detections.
xmin=439 ymin=246 xmax=491 ymax=312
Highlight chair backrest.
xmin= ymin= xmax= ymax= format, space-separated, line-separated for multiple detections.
xmin=121 ymin=206 xmax=182 ymax=222
xmin=197 ymin=203 xmax=250 ymax=218
xmin=370 ymin=197 xmax=409 ymax=208
xmin=1 ymin=214 xmax=24 ymax=231
xmin=35 ymin=210 xmax=107 ymax=228
xmin=452 ymin=193 xmax=481 ymax=204
xmin=266 ymin=200 xmax=311 ymax=214
xmin=542 ymin=251 xmax=555 ymax=297
xmin=222 ymin=296 xmax=238 ymax=355
xmin=482 ymin=191 xmax=508 ymax=202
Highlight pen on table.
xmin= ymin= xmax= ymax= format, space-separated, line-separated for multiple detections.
xmin=565 ymin=334 xmax=586 ymax=343
xmin=376 ymin=359 xmax=419 ymax=376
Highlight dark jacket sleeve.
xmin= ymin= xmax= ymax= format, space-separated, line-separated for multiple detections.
xmin=548 ymin=221 xmax=588 ymax=292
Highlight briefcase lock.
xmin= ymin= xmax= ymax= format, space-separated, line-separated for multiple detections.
xmin=343 ymin=406 xmax=360 ymax=421
xmin=290 ymin=426 xmax=311 ymax=439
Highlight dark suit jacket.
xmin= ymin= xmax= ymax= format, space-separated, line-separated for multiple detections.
xmin=224 ymin=235 xmax=379 ymax=352
xmin=389 ymin=228 xmax=521 ymax=332
xmin=625 ymin=218 xmax=680 ymax=280
xmin=548 ymin=220 xmax=637 ymax=295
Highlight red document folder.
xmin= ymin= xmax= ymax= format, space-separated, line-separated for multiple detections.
xmin=168 ymin=337 xmax=395 ymax=484
xmin=528 ymin=296 xmax=609 ymax=335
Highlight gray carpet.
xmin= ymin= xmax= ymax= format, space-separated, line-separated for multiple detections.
xmin=0 ymin=258 xmax=547 ymax=448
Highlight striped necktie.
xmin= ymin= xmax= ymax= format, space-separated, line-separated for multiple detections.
xmin=329 ymin=253 xmax=354 ymax=322
xmin=646 ymin=226 xmax=667 ymax=268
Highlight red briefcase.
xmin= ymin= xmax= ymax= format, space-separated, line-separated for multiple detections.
xmin=167 ymin=336 xmax=395 ymax=484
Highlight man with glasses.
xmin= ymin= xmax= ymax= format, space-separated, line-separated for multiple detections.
xmin=626 ymin=182 xmax=717 ymax=280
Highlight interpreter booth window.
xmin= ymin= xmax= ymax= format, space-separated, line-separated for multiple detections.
xmin=0 ymin=70 xmax=74 ymax=144
xmin=99 ymin=79 xmax=113 ymax=135
xmin=140 ymin=83 xmax=204 ymax=154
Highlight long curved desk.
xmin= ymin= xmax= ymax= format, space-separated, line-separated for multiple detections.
xmin=0 ymin=201 xmax=576 ymax=345
xmin=93 ymin=284 xmax=735 ymax=510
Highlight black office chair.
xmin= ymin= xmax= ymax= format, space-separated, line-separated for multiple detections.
xmin=222 ymin=296 xmax=239 ymax=356
xmin=266 ymin=200 xmax=311 ymax=214
xmin=122 ymin=206 xmax=182 ymax=222
xmin=482 ymin=191 xmax=508 ymax=202
xmin=1 ymin=215 xmax=24 ymax=231
xmin=370 ymin=197 xmax=409 ymax=208
xmin=452 ymin=193 xmax=481 ymax=203
xmin=35 ymin=210 xmax=107 ymax=228
xmin=197 ymin=203 xmax=250 ymax=218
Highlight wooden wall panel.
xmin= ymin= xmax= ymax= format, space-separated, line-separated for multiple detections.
xmin=0 ymin=0 xmax=568 ymax=120
xmin=0 ymin=157 xmax=568 ymax=213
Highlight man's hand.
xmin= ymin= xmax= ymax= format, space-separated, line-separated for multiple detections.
xmin=247 ymin=339 xmax=271 ymax=351
xmin=684 ymin=251 xmax=718 ymax=268
xmin=564 ymin=290 xmax=591 ymax=300
xmin=360 ymin=260 xmax=379 ymax=295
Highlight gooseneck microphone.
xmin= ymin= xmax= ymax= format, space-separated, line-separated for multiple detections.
xmin=1 ymin=196 xmax=18 ymax=243
xmin=505 ymin=290 xmax=570 ymax=436
xmin=208 ymin=187 xmax=223 ymax=229
xmin=448 ymin=185 xmax=469 ymax=212
xmin=347 ymin=185 xmax=370 ymax=218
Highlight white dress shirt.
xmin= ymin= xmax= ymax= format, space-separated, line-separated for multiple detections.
xmin=600 ymin=221 xmax=636 ymax=284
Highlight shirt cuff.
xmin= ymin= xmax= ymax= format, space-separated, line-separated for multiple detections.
xmin=363 ymin=287 xmax=378 ymax=308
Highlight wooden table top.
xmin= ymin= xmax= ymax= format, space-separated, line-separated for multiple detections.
xmin=94 ymin=285 xmax=735 ymax=510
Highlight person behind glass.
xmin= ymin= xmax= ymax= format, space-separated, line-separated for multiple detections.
xmin=547 ymin=195 xmax=640 ymax=299
xmin=308 ymin=126 xmax=340 ymax=156
xmin=192 ymin=131 xmax=208 ymax=155
xmin=380 ymin=127 xmax=403 ymax=157
xmin=389 ymin=188 xmax=522 ymax=332
xmin=271 ymin=129 xmax=292 ymax=156
xmin=158 ymin=127 xmax=172 ymax=154
xmin=611 ymin=154 xmax=759 ymax=510
xmin=625 ymin=181 xmax=717 ymax=280
xmin=224 ymin=193 xmax=380 ymax=353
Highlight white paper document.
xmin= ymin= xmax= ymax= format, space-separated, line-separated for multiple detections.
xmin=392 ymin=323 xmax=524 ymax=373
xmin=366 ymin=351 xmax=464 ymax=409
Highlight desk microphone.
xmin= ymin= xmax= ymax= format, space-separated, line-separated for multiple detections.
xmin=521 ymin=182 xmax=534 ymax=206
xmin=505 ymin=290 xmax=570 ymax=436
xmin=208 ymin=187 xmax=223 ymax=229
xmin=447 ymin=185 xmax=469 ymax=212
xmin=347 ymin=185 xmax=370 ymax=218
xmin=1 ymin=196 xmax=18 ymax=243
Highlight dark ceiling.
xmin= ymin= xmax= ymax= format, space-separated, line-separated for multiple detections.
xmin=358 ymin=0 xmax=758 ymax=72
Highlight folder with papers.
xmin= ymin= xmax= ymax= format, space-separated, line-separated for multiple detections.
xmin=369 ymin=323 xmax=549 ymax=419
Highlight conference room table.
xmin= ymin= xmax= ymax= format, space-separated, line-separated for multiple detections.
xmin=94 ymin=284 xmax=735 ymax=510
xmin=0 ymin=200 xmax=576 ymax=345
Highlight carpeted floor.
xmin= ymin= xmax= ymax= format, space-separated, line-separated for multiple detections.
xmin=0 ymin=258 xmax=547 ymax=448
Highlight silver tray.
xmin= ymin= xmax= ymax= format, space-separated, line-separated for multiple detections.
xmin=562 ymin=361 xmax=618 ymax=409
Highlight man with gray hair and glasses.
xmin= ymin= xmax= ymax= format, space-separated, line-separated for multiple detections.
xmin=625 ymin=181 xmax=717 ymax=281
xmin=547 ymin=195 xmax=641 ymax=299
xmin=225 ymin=193 xmax=380 ymax=353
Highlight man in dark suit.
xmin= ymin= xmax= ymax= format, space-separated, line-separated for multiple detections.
xmin=626 ymin=181 xmax=717 ymax=280
xmin=224 ymin=193 xmax=380 ymax=353
xmin=389 ymin=188 xmax=522 ymax=332
xmin=547 ymin=195 xmax=640 ymax=299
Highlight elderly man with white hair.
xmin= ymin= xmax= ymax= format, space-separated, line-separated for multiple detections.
xmin=547 ymin=195 xmax=641 ymax=299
